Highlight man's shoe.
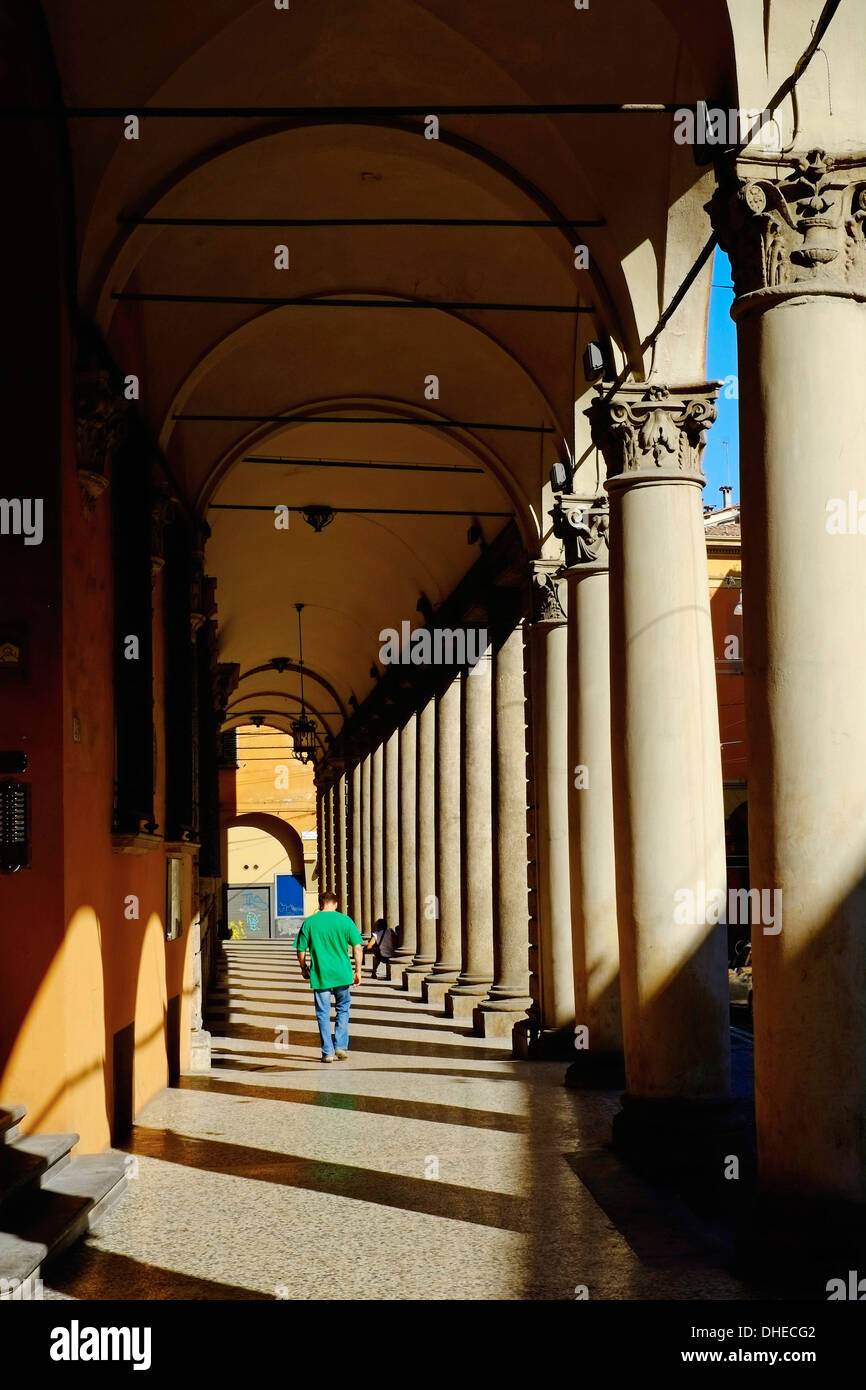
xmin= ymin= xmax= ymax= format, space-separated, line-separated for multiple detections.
xmin=321 ymin=1053 xmax=336 ymax=1063
xmin=335 ymin=1049 xmax=349 ymax=1060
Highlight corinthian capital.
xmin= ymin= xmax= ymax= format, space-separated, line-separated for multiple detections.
xmin=707 ymin=149 xmax=866 ymax=304
xmin=75 ymin=366 xmax=128 ymax=477
xmin=586 ymin=383 xmax=717 ymax=483
xmin=551 ymin=495 xmax=610 ymax=570
xmin=530 ymin=560 xmax=566 ymax=623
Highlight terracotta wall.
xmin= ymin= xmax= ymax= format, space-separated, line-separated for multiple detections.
xmin=707 ymin=560 xmax=747 ymax=785
xmin=0 ymin=28 xmax=195 ymax=1145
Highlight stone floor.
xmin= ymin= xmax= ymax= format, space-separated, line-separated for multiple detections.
xmin=45 ymin=943 xmax=764 ymax=1301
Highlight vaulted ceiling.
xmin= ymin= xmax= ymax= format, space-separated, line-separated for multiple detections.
xmin=42 ymin=0 xmax=744 ymax=740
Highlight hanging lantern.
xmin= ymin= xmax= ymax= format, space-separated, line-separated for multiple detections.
xmin=291 ymin=603 xmax=318 ymax=764
xmin=290 ymin=711 xmax=318 ymax=764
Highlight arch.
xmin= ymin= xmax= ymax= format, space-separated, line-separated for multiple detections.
xmin=226 ymin=812 xmax=306 ymax=879
xmin=234 ymin=662 xmax=349 ymax=721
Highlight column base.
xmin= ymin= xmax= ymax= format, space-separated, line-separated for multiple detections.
xmin=734 ymin=1192 xmax=866 ymax=1291
xmin=612 ymin=1091 xmax=753 ymax=1188
xmin=188 ymin=1029 xmax=212 ymax=1073
xmin=445 ymin=983 xmax=492 ymax=1023
xmin=564 ymin=1049 xmax=626 ymax=1090
xmin=421 ymin=974 xmax=458 ymax=1008
xmin=473 ymin=1000 xmax=532 ymax=1040
xmin=401 ymin=963 xmax=434 ymax=997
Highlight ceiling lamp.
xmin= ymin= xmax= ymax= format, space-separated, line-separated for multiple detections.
xmin=291 ymin=603 xmax=318 ymax=764
xmin=301 ymin=505 xmax=336 ymax=533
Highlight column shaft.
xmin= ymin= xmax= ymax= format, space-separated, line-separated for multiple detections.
xmin=349 ymin=761 xmax=362 ymax=927
xmin=371 ymin=743 xmax=384 ymax=924
xmin=396 ymin=714 xmax=418 ymax=967
xmin=424 ymin=675 xmax=462 ymax=1006
xmin=361 ymin=752 xmax=373 ymax=932
xmin=530 ymin=570 xmax=575 ymax=1048
xmin=446 ymin=649 xmax=494 ymax=1019
xmin=477 ymin=623 xmax=533 ymax=1037
xmin=559 ymin=499 xmax=623 ymax=1084
xmin=335 ymin=773 xmax=348 ymax=912
xmin=383 ymin=727 xmax=400 ymax=932
xmin=411 ymin=696 xmax=438 ymax=979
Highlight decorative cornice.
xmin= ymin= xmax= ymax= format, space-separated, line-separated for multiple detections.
xmin=708 ymin=149 xmax=866 ymax=308
xmin=587 ymin=383 xmax=717 ymax=485
xmin=552 ymin=495 xmax=610 ymax=572
xmin=530 ymin=560 xmax=566 ymax=624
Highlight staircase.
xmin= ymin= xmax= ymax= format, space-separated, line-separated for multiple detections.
xmin=0 ymin=1105 xmax=129 ymax=1293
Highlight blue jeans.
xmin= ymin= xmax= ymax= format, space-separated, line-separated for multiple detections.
xmin=313 ymin=986 xmax=352 ymax=1056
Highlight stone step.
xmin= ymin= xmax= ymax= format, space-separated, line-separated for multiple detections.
xmin=0 ymin=1106 xmax=27 ymax=1146
xmin=0 ymin=1132 xmax=78 ymax=1214
xmin=0 ymin=1150 xmax=129 ymax=1289
xmin=0 ymin=1232 xmax=47 ymax=1289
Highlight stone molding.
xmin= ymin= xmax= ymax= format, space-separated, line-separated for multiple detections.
xmin=708 ymin=149 xmax=866 ymax=309
xmin=552 ymin=495 xmax=610 ymax=572
xmin=587 ymin=383 xmax=717 ymax=485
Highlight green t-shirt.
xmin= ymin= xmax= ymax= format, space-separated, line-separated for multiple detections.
xmin=296 ymin=910 xmax=363 ymax=990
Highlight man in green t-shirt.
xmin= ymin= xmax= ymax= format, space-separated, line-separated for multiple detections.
xmin=296 ymin=891 xmax=364 ymax=1061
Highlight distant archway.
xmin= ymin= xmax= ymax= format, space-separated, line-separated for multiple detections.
xmin=226 ymin=812 xmax=306 ymax=879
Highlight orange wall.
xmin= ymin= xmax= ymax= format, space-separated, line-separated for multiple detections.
xmin=1 ymin=230 xmax=195 ymax=1152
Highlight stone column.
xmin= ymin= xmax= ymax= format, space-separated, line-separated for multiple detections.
xmin=315 ymin=782 xmax=325 ymax=896
xmin=476 ymin=622 xmax=533 ymax=1039
xmin=383 ymin=726 xmax=401 ymax=944
xmin=423 ymin=675 xmax=462 ymax=1008
xmin=528 ymin=564 xmax=575 ymax=1054
xmin=709 ymin=152 xmax=866 ymax=1242
xmin=407 ymin=694 xmax=437 ymax=995
xmin=319 ymin=779 xmax=331 ymax=893
xmin=446 ymin=647 xmax=495 ymax=1021
xmin=361 ymin=751 xmax=373 ymax=932
xmin=371 ymin=741 xmax=384 ymax=924
xmin=335 ymin=771 xmax=348 ymax=913
xmin=588 ymin=379 xmax=735 ymax=1180
xmin=395 ymin=712 xmax=418 ymax=979
xmin=557 ymin=497 xmax=624 ymax=1087
xmin=349 ymin=759 xmax=363 ymax=927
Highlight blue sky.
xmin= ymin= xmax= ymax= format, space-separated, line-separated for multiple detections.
xmin=703 ymin=247 xmax=739 ymax=505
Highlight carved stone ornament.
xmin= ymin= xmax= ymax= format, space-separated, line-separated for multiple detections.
xmin=552 ymin=496 xmax=610 ymax=569
xmin=708 ymin=149 xmax=866 ymax=303
xmin=150 ymin=488 xmax=175 ymax=579
xmin=530 ymin=563 xmax=567 ymax=623
xmin=74 ymin=366 xmax=127 ymax=497
xmin=213 ymin=662 xmax=240 ymax=724
xmin=586 ymin=383 xmax=717 ymax=482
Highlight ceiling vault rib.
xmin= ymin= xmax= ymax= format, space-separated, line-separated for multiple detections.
xmin=179 ymin=415 xmax=554 ymax=434
xmin=55 ymin=102 xmax=694 ymax=118
xmin=112 ymin=292 xmax=592 ymax=314
xmin=118 ymin=215 xmax=606 ymax=229
xmin=240 ymin=456 xmax=484 ymax=474
xmin=209 ymin=505 xmax=513 ymax=517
